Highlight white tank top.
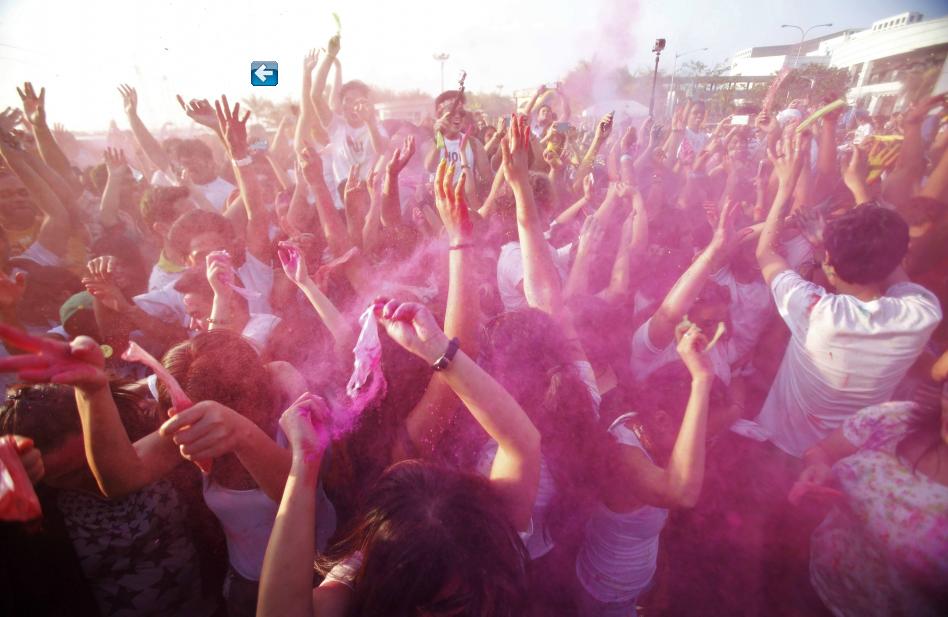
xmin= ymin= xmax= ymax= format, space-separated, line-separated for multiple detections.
xmin=575 ymin=413 xmax=669 ymax=603
xmin=439 ymin=137 xmax=474 ymax=182
xmin=202 ymin=429 xmax=337 ymax=581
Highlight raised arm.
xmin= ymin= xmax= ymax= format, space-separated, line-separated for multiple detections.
xmin=215 ymin=95 xmax=271 ymax=261
xmin=257 ymin=394 xmax=331 ymax=617
xmin=612 ymin=328 xmax=714 ymax=509
xmin=298 ymin=147 xmax=351 ymax=257
xmin=295 ymin=49 xmax=323 ymax=153
xmin=381 ymin=136 xmax=416 ymax=226
xmin=377 ymin=301 xmax=541 ymax=531
xmin=311 ymin=36 xmax=340 ymax=129
xmin=399 ymin=163 xmax=480 ymax=456
xmin=571 ymin=112 xmax=614 ymax=194
xmin=99 ymin=148 xmax=129 ymax=228
xmin=523 ymin=84 xmax=548 ymax=117
xmin=886 ymin=95 xmax=945 ymax=205
xmin=0 ymin=133 xmax=70 ymax=255
xmin=600 ymin=190 xmax=648 ymax=304
xmin=502 ymin=114 xmax=562 ymax=314
xmin=17 ymin=82 xmax=82 ymax=195
xmin=278 ymin=242 xmax=355 ymax=355
xmin=649 ymin=200 xmax=743 ymax=350
xmin=117 ymin=84 xmax=173 ymax=175
xmin=757 ymin=132 xmax=807 ymax=285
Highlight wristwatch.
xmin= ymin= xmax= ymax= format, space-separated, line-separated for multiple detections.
xmin=432 ymin=337 xmax=461 ymax=371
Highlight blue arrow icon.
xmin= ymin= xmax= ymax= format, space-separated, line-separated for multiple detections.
xmin=251 ymin=61 xmax=278 ymax=86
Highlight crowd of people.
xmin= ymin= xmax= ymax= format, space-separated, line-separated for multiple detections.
xmin=0 ymin=32 xmax=947 ymax=617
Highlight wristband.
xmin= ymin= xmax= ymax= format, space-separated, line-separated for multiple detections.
xmin=432 ymin=337 xmax=461 ymax=371
xmin=233 ymin=156 xmax=253 ymax=168
xmin=449 ymin=243 xmax=473 ymax=251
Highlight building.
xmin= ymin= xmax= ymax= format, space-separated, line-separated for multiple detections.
xmin=727 ymin=11 xmax=948 ymax=114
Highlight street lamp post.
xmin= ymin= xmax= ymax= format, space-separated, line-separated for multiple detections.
xmin=433 ymin=53 xmax=450 ymax=92
xmin=781 ymin=23 xmax=833 ymax=70
xmin=669 ymin=47 xmax=708 ymax=110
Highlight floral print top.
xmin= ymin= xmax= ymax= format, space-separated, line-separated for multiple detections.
xmin=810 ymin=402 xmax=948 ymax=617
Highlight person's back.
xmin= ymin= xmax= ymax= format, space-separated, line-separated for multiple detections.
xmin=754 ymin=204 xmax=942 ymax=456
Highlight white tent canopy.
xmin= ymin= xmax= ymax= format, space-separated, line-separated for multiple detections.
xmin=579 ymin=98 xmax=651 ymax=124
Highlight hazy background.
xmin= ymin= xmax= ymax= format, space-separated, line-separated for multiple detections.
xmin=0 ymin=0 xmax=944 ymax=130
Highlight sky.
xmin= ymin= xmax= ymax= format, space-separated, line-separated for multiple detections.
xmin=0 ymin=0 xmax=944 ymax=131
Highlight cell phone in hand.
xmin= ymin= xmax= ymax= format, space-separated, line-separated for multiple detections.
xmin=731 ymin=115 xmax=749 ymax=126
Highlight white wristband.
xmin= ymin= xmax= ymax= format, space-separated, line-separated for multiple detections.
xmin=233 ymin=156 xmax=253 ymax=168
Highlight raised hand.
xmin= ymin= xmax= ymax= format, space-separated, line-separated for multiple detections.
xmin=83 ymin=256 xmax=132 ymax=313
xmin=303 ymin=48 xmax=320 ymax=74
xmin=386 ymin=136 xmax=416 ymax=176
xmin=326 ymin=34 xmax=341 ymax=59
xmin=374 ymin=299 xmax=450 ymax=365
xmin=279 ymin=392 xmax=331 ymax=460
xmin=176 ymin=95 xmax=218 ymax=130
xmin=500 ymin=114 xmax=531 ymax=185
xmin=343 ymin=164 xmax=369 ymax=212
xmin=117 ymin=84 xmax=138 ymax=116
xmin=103 ymin=147 xmax=129 ymax=176
xmin=620 ymin=125 xmax=637 ymax=152
xmin=710 ymin=199 xmax=752 ymax=252
xmin=676 ymin=324 xmax=712 ymax=379
xmin=768 ymin=130 xmax=803 ymax=187
xmin=0 ymin=107 xmax=23 ymax=133
xmin=16 ymin=82 xmax=46 ymax=126
xmin=841 ymin=146 xmax=869 ymax=195
xmin=0 ymin=328 xmax=107 ymax=388
xmin=205 ymin=251 xmax=236 ymax=296
xmin=594 ymin=111 xmax=615 ymax=143
xmin=298 ymin=146 xmax=324 ymax=185
xmin=433 ymin=158 xmax=473 ymax=243
xmin=214 ymin=95 xmax=251 ymax=160
xmin=277 ymin=239 xmax=309 ymax=286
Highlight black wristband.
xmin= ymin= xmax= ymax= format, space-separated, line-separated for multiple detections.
xmin=432 ymin=337 xmax=461 ymax=371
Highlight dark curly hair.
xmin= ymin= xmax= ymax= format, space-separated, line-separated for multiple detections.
xmin=824 ymin=203 xmax=909 ymax=285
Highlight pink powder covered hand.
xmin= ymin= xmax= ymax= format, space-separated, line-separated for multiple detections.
xmin=206 ymin=250 xmax=261 ymax=301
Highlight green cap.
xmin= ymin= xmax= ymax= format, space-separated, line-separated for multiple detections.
xmin=59 ymin=291 xmax=94 ymax=326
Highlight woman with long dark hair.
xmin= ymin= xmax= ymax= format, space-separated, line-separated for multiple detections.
xmin=256 ymin=300 xmax=541 ymax=617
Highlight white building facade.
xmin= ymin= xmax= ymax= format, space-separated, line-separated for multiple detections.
xmin=727 ymin=12 xmax=948 ymax=114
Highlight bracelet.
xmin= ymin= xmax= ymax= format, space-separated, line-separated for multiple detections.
xmin=432 ymin=337 xmax=461 ymax=371
xmin=449 ymin=243 xmax=473 ymax=251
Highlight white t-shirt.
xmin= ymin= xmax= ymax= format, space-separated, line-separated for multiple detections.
xmin=496 ymin=241 xmax=571 ymax=311
xmin=753 ymin=270 xmax=942 ymax=457
xmin=710 ymin=268 xmax=773 ymax=363
xmin=575 ymin=413 xmax=669 ymax=603
xmin=630 ymin=317 xmax=734 ymax=386
xmin=195 ymin=177 xmax=237 ymax=212
xmin=149 ymin=170 xmax=235 ymax=213
xmin=133 ymin=253 xmax=274 ymax=326
xmin=17 ymin=241 xmax=62 ymax=267
xmin=148 ymin=263 xmax=183 ymax=293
